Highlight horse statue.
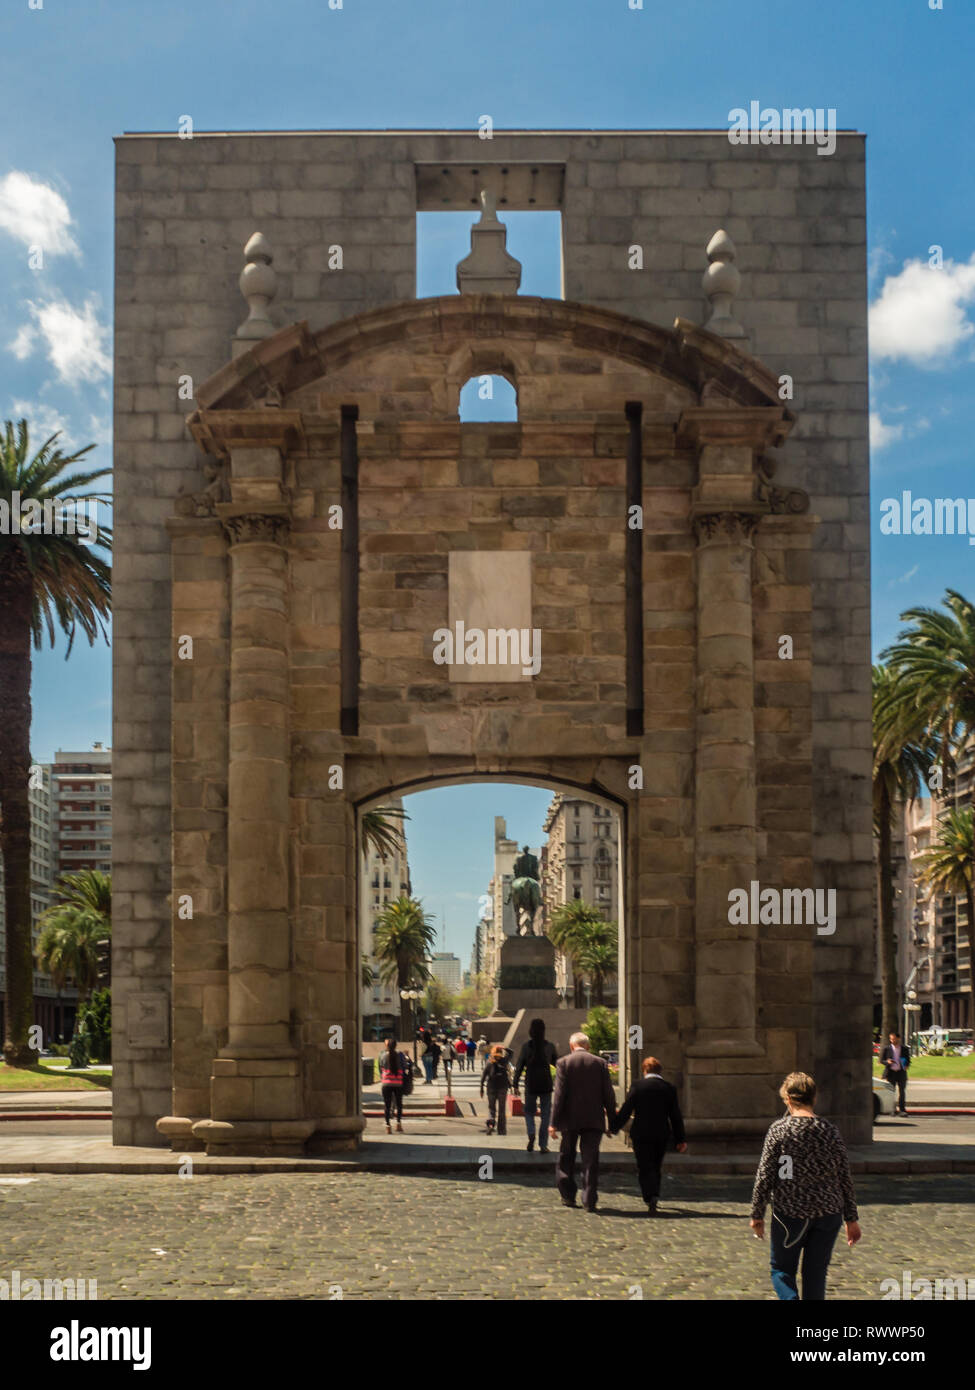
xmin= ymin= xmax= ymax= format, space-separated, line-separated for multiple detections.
xmin=507 ymin=845 xmax=543 ymax=936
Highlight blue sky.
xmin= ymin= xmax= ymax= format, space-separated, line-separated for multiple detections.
xmin=2 ymin=0 xmax=973 ymax=963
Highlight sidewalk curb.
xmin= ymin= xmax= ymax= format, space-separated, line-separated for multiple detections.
xmin=1 ymin=1156 xmax=973 ymax=1176
xmin=0 ymin=1112 xmax=112 ymax=1122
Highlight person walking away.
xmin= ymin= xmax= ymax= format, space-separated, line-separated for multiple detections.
xmin=454 ymin=1036 xmax=468 ymax=1072
xmin=419 ymin=1030 xmax=436 ymax=1085
xmin=476 ymin=1035 xmax=490 ymax=1066
xmin=379 ymin=1037 xmax=410 ymax=1133
xmin=480 ymin=1045 xmax=512 ymax=1134
xmin=611 ymin=1056 xmax=686 ymax=1214
xmin=429 ymin=1034 xmax=442 ymax=1081
xmin=750 ymin=1071 xmax=862 ymax=1301
xmin=549 ymin=1033 xmax=617 ymax=1212
xmin=880 ymin=1032 xmax=910 ymax=1115
xmin=466 ymin=1037 xmax=477 ymax=1071
xmin=441 ymin=1036 xmax=453 ymax=1083
xmin=513 ymin=1018 xmax=558 ymax=1153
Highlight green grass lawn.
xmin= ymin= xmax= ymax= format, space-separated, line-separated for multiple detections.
xmin=874 ymin=1055 xmax=975 ymax=1081
xmin=0 ymin=1062 xmax=112 ymax=1092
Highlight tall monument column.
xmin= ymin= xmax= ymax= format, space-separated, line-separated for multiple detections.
xmin=190 ymin=418 xmax=312 ymax=1155
xmin=680 ymin=407 xmax=791 ymax=1066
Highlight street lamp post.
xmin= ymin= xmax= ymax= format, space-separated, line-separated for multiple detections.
xmin=400 ymin=988 xmax=421 ymax=1064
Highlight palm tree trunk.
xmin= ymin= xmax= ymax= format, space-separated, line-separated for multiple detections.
xmin=967 ymin=886 xmax=975 ymax=1032
xmin=877 ymin=781 xmax=899 ymax=1036
xmin=0 ymin=575 xmax=36 ymax=1067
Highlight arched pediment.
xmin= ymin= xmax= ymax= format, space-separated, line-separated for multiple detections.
xmin=189 ymin=294 xmax=793 ymax=421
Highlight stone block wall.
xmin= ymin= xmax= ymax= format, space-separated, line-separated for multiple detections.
xmin=113 ymin=130 xmax=870 ymax=1145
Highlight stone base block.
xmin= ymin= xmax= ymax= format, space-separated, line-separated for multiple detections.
xmin=156 ymin=1115 xmax=205 ymax=1152
xmin=210 ymin=1054 xmax=302 ymax=1122
xmin=192 ymin=1118 xmax=317 ymax=1156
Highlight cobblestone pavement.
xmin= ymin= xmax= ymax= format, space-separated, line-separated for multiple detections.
xmin=1 ymin=1171 xmax=971 ymax=1300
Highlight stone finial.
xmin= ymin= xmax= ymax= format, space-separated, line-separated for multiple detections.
xmin=456 ymin=190 xmax=522 ymax=295
xmin=235 ymin=232 xmax=277 ymax=352
xmin=702 ymin=230 xmax=746 ymax=340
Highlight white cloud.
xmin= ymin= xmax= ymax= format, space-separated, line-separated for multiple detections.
xmin=0 ymin=171 xmax=79 ymax=258
xmin=10 ymin=296 xmax=111 ymax=386
xmin=869 ymin=254 xmax=975 ymax=365
xmin=9 ymin=322 xmax=36 ymax=359
xmin=9 ymin=398 xmax=72 ymax=445
xmin=870 ymin=413 xmax=905 ymax=450
xmin=895 ymin=565 xmax=920 ymax=586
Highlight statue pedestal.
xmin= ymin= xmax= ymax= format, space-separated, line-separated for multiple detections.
xmin=495 ymin=934 xmax=560 ymax=1014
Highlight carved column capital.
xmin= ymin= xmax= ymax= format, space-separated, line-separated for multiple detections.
xmin=691 ymin=509 xmax=763 ymax=545
xmin=216 ymin=506 xmax=290 ymax=546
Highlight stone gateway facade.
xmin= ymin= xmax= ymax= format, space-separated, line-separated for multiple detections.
xmin=112 ymin=130 xmax=872 ymax=1153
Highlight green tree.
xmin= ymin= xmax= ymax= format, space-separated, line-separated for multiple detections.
xmin=76 ymin=986 xmax=111 ymax=1063
xmin=373 ymin=895 xmax=437 ymax=1037
xmin=361 ymin=955 xmax=376 ymax=990
xmin=548 ymin=900 xmax=618 ymax=1006
xmin=881 ymin=588 xmax=975 ymax=786
xmin=456 ymin=974 xmax=494 ymax=1019
xmin=582 ymin=1005 xmax=618 ymax=1054
xmin=872 ymin=664 xmax=939 ymax=1035
xmin=424 ymin=977 xmax=455 ymax=1024
xmin=36 ymin=907 xmax=111 ymax=1018
xmin=360 ymin=805 xmax=410 ymax=864
xmin=575 ymin=934 xmax=619 ymax=1006
xmin=0 ymin=422 xmax=111 ymax=1066
xmin=915 ymin=807 xmax=975 ymax=1019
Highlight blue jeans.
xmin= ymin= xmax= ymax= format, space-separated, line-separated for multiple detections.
xmin=422 ymin=1055 xmax=435 ymax=1083
xmin=524 ymin=1089 xmax=552 ymax=1144
xmin=770 ymin=1211 xmax=843 ymax=1301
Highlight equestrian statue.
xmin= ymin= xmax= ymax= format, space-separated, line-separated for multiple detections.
xmin=507 ymin=845 xmax=543 ymax=936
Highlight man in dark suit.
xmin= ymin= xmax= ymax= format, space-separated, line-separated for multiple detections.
xmin=880 ymin=1032 xmax=910 ymax=1115
xmin=549 ymin=1033 xmax=617 ymax=1212
xmin=612 ymin=1057 xmax=687 ymax=1214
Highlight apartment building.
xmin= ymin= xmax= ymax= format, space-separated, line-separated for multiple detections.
xmin=478 ymin=817 xmax=524 ymax=983
xmin=50 ymin=745 xmax=113 ymax=878
xmin=0 ymin=759 xmax=78 ymax=1042
xmin=430 ymin=952 xmax=462 ymax=993
xmin=881 ymin=742 xmax=974 ymax=1036
xmin=360 ymin=797 xmax=412 ymax=1040
xmin=540 ymin=794 xmax=620 ymax=1006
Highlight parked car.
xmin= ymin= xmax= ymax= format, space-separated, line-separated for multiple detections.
xmin=872 ymin=1074 xmax=896 ymax=1121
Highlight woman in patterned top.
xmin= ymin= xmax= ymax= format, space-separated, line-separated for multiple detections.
xmin=750 ymin=1071 xmax=862 ymax=1300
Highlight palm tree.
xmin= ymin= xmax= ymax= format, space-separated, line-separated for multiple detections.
xmin=881 ymin=589 xmax=975 ymax=786
xmin=575 ymin=935 xmax=619 ymax=1006
xmin=372 ymin=895 xmax=437 ymax=1037
xmin=872 ymin=664 xmax=939 ymax=1035
xmin=361 ymin=955 xmax=376 ymax=990
xmin=548 ymin=900 xmax=618 ymax=1006
xmin=915 ymin=807 xmax=975 ymax=1026
xmin=0 ymin=421 xmax=111 ymax=1066
xmin=36 ymin=908 xmax=110 ymax=1017
xmin=360 ymin=805 xmax=409 ymax=863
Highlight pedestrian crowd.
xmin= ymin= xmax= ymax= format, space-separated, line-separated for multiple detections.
xmin=377 ymin=1019 xmax=863 ymax=1300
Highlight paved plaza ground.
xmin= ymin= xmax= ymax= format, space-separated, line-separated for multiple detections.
xmin=2 ymin=1169 xmax=972 ymax=1301
xmin=1 ymin=1069 xmax=972 ymax=1302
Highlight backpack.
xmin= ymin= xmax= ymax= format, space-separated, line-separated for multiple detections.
xmin=487 ymin=1058 xmax=511 ymax=1088
xmin=401 ymin=1054 xmax=414 ymax=1096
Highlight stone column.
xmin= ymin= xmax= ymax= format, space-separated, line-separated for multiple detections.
xmin=680 ymin=408 xmax=790 ymax=1063
xmin=220 ymin=507 xmax=292 ymax=1059
xmin=689 ymin=505 xmax=764 ymax=1056
xmin=186 ymin=421 xmax=311 ymax=1155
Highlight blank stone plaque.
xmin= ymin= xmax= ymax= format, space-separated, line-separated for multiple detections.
xmin=447 ymin=551 xmax=533 ymax=683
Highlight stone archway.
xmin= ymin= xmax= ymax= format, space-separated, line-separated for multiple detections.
xmin=153 ymin=292 xmax=840 ymax=1158
xmin=354 ymin=767 xmax=629 ymax=1097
